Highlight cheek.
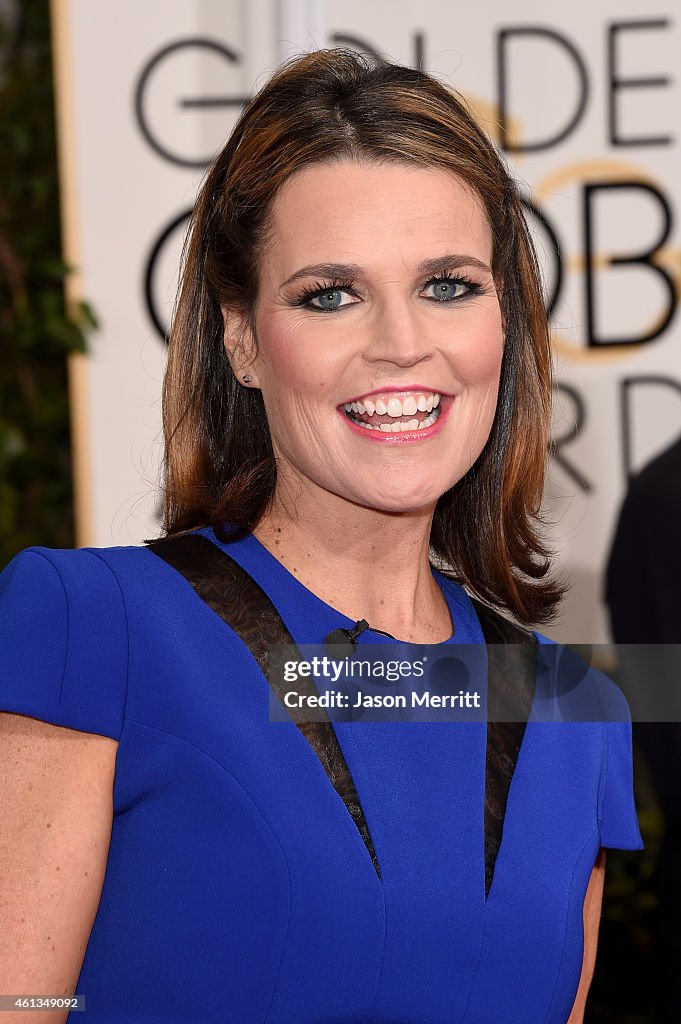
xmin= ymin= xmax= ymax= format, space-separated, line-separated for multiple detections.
xmin=256 ymin=327 xmax=301 ymax=386
xmin=256 ymin=315 xmax=341 ymax=391
xmin=455 ymin=308 xmax=505 ymax=385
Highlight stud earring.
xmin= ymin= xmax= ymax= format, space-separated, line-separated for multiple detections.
xmin=242 ymin=374 xmax=252 ymax=383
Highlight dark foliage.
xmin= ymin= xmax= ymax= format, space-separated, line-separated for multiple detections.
xmin=0 ymin=0 xmax=96 ymax=564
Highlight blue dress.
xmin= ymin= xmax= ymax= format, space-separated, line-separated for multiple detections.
xmin=0 ymin=526 xmax=643 ymax=1023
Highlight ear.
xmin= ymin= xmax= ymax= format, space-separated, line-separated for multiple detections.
xmin=220 ymin=304 xmax=260 ymax=387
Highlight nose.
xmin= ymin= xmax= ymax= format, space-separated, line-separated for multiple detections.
xmin=361 ymin=294 xmax=434 ymax=368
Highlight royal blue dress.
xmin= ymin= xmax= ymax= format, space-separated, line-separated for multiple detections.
xmin=0 ymin=526 xmax=643 ymax=1023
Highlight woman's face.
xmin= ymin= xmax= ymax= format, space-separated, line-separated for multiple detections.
xmin=225 ymin=160 xmax=505 ymax=516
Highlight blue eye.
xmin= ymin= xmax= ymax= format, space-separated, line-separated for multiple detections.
xmin=423 ymin=277 xmax=471 ymax=302
xmin=293 ymin=278 xmax=359 ymax=313
xmin=310 ymin=288 xmax=350 ymax=311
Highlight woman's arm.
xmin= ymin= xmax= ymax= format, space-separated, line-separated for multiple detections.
xmin=0 ymin=712 xmax=118 ymax=1024
xmin=567 ymin=847 xmax=607 ymax=1024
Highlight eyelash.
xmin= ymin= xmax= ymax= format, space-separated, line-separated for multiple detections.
xmin=292 ymin=269 xmax=484 ymax=311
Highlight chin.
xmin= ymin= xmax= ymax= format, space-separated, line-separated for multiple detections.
xmin=353 ymin=491 xmax=443 ymax=516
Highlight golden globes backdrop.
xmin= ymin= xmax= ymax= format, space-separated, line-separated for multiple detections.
xmin=51 ymin=0 xmax=680 ymax=643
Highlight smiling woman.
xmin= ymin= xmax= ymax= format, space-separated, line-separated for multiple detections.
xmin=166 ymin=51 xmax=558 ymax=627
xmin=0 ymin=46 xmax=643 ymax=1024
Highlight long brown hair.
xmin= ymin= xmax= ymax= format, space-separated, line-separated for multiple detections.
xmin=158 ymin=47 xmax=565 ymax=625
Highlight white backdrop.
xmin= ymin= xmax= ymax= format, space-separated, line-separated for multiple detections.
xmin=51 ymin=0 xmax=681 ymax=643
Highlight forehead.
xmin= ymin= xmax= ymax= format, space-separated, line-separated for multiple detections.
xmin=262 ymin=160 xmax=493 ymax=274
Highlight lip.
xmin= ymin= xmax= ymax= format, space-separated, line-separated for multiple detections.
xmin=339 ymin=394 xmax=454 ymax=444
xmin=338 ymin=385 xmax=454 ymax=406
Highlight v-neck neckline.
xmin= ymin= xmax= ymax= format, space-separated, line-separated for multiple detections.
xmin=147 ymin=528 xmax=535 ymax=904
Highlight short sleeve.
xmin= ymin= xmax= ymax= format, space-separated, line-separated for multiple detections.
xmin=598 ymin=713 xmax=644 ymax=851
xmin=534 ymin=630 xmax=644 ymax=850
xmin=0 ymin=546 xmax=128 ymax=740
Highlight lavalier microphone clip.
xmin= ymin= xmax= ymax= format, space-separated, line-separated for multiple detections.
xmin=323 ymin=619 xmax=397 ymax=659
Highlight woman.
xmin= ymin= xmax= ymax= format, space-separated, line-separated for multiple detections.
xmin=0 ymin=48 xmax=643 ymax=1023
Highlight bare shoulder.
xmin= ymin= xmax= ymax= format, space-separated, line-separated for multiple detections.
xmin=0 ymin=712 xmax=118 ymax=1024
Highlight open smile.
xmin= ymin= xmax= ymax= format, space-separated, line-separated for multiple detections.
xmin=337 ymin=390 xmax=453 ymax=443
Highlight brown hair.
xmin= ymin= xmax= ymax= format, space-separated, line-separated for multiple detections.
xmin=158 ymin=47 xmax=565 ymax=625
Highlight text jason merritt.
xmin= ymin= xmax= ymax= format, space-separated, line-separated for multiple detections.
xmin=283 ymin=690 xmax=482 ymax=709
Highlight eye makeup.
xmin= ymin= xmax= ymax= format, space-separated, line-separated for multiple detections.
xmin=290 ymin=266 xmax=487 ymax=312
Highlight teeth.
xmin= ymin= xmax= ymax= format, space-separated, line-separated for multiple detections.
xmin=347 ymin=407 xmax=441 ymax=432
xmin=343 ymin=392 xmax=443 ymax=418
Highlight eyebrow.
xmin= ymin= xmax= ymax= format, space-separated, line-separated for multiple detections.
xmin=280 ymin=253 xmax=493 ymax=288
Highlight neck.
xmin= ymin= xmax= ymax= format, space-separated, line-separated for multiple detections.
xmin=252 ymin=490 xmax=453 ymax=644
